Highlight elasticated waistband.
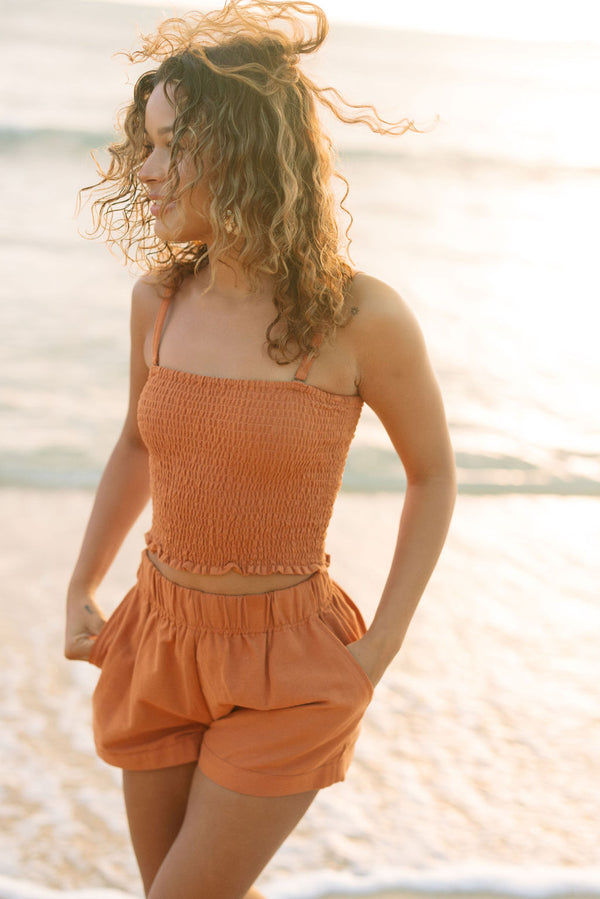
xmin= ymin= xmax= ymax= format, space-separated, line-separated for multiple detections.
xmin=139 ymin=550 xmax=331 ymax=634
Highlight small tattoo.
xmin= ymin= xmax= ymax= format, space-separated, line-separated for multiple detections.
xmin=84 ymin=604 xmax=94 ymax=615
xmin=350 ymin=306 xmax=359 ymax=316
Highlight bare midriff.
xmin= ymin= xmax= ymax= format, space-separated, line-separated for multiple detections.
xmin=146 ymin=549 xmax=315 ymax=595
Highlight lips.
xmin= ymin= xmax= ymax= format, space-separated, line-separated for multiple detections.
xmin=148 ymin=197 xmax=175 ymax=217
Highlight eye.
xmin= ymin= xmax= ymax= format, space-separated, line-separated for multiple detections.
xmin=143 ymin=140 xmax=173 ymax=153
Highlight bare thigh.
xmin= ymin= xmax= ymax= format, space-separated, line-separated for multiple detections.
xmin=124 ymin=765 xmax=269 ymax=898
xmin=123 ymin=762 xmax=198 ymax=895
xmin=144 ymin=768 xmax=318 ymax=899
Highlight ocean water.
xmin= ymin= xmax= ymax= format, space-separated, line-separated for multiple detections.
xmin=1 ymin=490 xmax=599 ymax=898
xmin=1 ymin=1 xmax=599 ymax=897
xmin=1 ymin=0 xmax=598 ymax=495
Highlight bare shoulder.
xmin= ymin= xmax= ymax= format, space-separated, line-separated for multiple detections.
xmin=131 ymin=273 xmax=164 ymax=323
xmin=120 ymin=275 xmax=168 ymax=442
xmin=128 ymin=274 xmax=169 ymax=373
xmin=346 ymin=272 xmax=427 ymax=382
xmin=343 ymin=273 xmax=454 ymax=483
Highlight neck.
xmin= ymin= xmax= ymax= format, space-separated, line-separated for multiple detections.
xmin=203 ymin=253 xmax=275 ymax=305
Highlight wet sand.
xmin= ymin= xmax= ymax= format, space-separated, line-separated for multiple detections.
xmin=1 ymin=488 xmax=599 ymax=895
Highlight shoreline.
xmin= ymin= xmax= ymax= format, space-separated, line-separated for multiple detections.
xmin=319 ymin=895 xmax=600 ymax=899
xmin=1 ymin=488 xmax=599 ymax=893
xmin=1 ymin=877 xmax=599 ymax=899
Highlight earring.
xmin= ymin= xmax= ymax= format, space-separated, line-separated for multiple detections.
xmin=223 ymin=208 xmax=237 ymax=235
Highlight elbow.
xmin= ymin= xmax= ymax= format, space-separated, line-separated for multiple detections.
xmin=407 ymin=447 xmax=457 ymax=488
xmin=408 ymin=469 xmax=457 ymax=493
xmin=406 ymin=458 xmax=458 ymax=502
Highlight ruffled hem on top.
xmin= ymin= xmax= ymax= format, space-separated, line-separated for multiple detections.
xmin=144 ymin=534 xmax=330 ymax=576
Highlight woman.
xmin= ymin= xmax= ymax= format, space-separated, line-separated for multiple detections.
xmin=65 ymin=2 xmax=456 ymax=897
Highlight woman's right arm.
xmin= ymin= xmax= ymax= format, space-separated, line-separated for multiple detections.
xmin=64 ymin=278 xmax=161 ymax=661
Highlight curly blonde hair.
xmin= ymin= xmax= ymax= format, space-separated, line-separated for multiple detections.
xmin=81 ymin=0 xmax=422 ymax=361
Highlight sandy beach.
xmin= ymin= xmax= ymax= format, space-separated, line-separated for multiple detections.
xmin=0 ymin=884 xmax=598 ymax=899
xmin=1 ymin=487 xmax=599 ymax=898
xmin=320 ymin=895 xmax=599 ymax=899
xmin=323 ymin=895 xmax=600 ymax=899
xmin=2 ymin=1 xmax=600 ymax=895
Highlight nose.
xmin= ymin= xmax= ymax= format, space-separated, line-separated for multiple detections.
xmin=138 ymin=150 xmax=167 ymax=186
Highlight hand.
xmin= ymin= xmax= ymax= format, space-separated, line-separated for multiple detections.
xmin=345 ymin=633 xmax=390 ymax=689
xmin=64 ymin=590 xmax=106 ymax=662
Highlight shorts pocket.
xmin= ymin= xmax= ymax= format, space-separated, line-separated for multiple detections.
xmin=88 ymin=623 xmax=110 ymax=668
xmin=88 ymin=587 xmax=134 ymax=668
xmin=316 ymin=611 xmax=374 ymax=702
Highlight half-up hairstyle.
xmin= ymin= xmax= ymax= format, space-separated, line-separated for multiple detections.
xmin=81 ymin=0 xmax=423 ymax=362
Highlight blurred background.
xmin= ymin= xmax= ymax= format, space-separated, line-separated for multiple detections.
xmin=1 ymin=2 xmax=599 ymax=898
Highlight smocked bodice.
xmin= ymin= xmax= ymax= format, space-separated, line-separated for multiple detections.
xmin=137 ymin=363 xmax=362 ymax=575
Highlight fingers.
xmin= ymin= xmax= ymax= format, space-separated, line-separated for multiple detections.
xmin=64 ymin=594 xmax=107 ymax=661
xmin=64 ymin=629 xmax=103 ymax=662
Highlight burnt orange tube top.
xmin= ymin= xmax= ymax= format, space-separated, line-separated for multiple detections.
xmin=136 ymin=296 xmax=363 ymax=576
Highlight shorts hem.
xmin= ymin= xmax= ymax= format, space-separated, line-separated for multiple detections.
xmin=94 ymin=734 xmax=203 ymax=771
xmin=198 ymin=742 xmax=353 ymax=797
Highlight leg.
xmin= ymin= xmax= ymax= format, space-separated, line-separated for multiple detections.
xmin=123 ymin=762 xmax=197 ymax=895
xmin=123 ymin=764 xmax=283 ymax=899
xmin=148 ymin=768 xmax=318 ymax=899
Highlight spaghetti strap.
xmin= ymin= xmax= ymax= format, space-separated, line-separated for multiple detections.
xmin=293 ymin=333 xmax=324 ymax=382
xmin=152 ymin=295 xmax=172 ymax=366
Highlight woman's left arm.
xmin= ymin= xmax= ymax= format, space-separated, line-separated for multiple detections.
xmin=346 ymin=275 xmax=457 ymax=686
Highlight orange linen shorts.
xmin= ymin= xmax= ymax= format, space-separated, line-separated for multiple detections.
xmin=89 ymin=550 xmax=373 ymax=797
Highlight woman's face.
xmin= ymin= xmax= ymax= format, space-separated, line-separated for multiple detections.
xmin=139 ymin=81 xmax=212 ymax=243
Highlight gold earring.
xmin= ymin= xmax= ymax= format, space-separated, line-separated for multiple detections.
xmin=224 ymin=208 xmax=236 ymax=234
